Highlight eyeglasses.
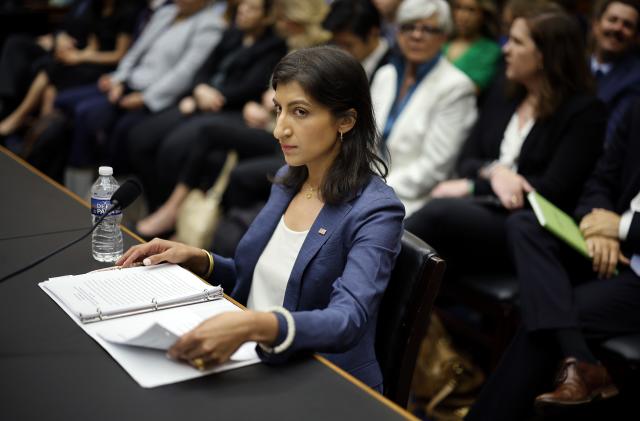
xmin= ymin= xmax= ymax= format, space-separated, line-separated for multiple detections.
xmin=399 ymin=23 xmax=444 ymax=36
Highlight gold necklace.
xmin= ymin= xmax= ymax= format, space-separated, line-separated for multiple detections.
xmin=304 ymin=184 xmax=317 ymax=199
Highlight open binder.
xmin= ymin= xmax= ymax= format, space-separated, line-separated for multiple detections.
xmin=41 ymin=263 xmax=223 ymax=323
xmin=39 ymin=263 xmax=260 ymax=388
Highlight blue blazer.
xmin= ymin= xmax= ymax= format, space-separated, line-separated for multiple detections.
xmin=212 ymin=167 xmax=405 ymax=389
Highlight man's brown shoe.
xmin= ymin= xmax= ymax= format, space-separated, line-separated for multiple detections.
xmin=534 ymin=357 xmax=619 ymax=407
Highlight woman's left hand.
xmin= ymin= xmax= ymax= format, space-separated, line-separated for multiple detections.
xmin=168 ymin=311 xmax=254 ymax=367
xmin=490 ymin=165 xmax=533 ymax=209
xmin=119 ymin=92 xmax=145 ymax=109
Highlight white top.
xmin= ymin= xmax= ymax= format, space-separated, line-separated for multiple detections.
xmin=618 ymin=190 xmax=640 ymax=240
xmin=247 ymin=217 xmax=309 ymax=311
xmin=498 ymin=111 xmax=535 ymax=171
xmin=361 ymin=38 xmax=389 ymax=81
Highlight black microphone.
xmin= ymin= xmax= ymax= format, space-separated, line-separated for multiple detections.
xmin=111 ymin=179 xmax=143 ymax=211
xmin=0 ymin=180 xmax=143 ymax=283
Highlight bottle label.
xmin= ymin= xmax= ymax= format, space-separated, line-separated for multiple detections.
xmin=91 ymin=198 xmax=122 ymax=216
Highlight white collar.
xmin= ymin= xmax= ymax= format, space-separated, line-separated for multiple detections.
xmin=362 ymin=38 xmax=389 ymax=81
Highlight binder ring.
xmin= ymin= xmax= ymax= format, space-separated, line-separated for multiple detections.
xmin=203 ymin=289 xmax=212 ymax=301
xmin=151 ymin=298 xmax=158 ymax=311
xmin=97 ymin=307 xmax=103 ymax=321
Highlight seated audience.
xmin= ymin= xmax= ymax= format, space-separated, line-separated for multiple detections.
xmin=0 ymin=0 xmax=139 ymax=137
xmin=444 ymin=0 xmax=501 ymax=93
xmin=404 ymin=9 xmax=605 ymax=281
xmin=127 ymin=0 xmax=285 ymax=211
xmin=0 ymin=0 xmax=97 ymax=119
xmin=323 ymin=0 xmax=391 ymax=82
xmin=371 ymin=0 xmax=477 ymax=216
xmin=55 ymin=0 xmax=224 ymax=171
xmin=467 ymin=99 xmax=640 ymax=421
xmin=589 ymin=0 xmax=640 ymax=144
xmin=117 ymin=46 xmax=405 ymax=392
xmin=132 ymin=0 xmax=330 ymax=238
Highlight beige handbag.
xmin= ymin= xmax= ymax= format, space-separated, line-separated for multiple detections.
xmin=174 ymin=151 xmax=238 ymax=249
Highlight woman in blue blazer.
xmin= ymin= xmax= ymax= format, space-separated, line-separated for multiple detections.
xmin=117 ymin=46 xmax=405 ymax=391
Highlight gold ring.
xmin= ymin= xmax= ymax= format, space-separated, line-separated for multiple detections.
xmin=510 ymin=195 xmax=518 ymax=204
xmin=192 ymin=357 xmax=205 ymax=371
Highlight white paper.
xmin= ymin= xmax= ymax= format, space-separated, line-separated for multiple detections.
xmin=41 ymin=264 xmax=221 ymax=322
xmin=40 ymin=283 xmax=260 ymax=388
xmin=97 ymin=310 xmax=258 ymax=362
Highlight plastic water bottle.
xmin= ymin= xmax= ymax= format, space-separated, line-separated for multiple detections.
xmin=91 ymin=166 xmax=123 ymax=262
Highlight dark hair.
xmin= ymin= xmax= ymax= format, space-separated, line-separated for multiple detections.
xmin=453 ymin=0 xmax=499 ymax=39
xmin=270 ymin=46 xmax=387 ymax=205
xmin=509 ymin=11 xmax=593 ymax=118
xmin=593 ymin=0 xmax=640 ymax=21
xmin=322 ymin=0 xmax=381 ymax=42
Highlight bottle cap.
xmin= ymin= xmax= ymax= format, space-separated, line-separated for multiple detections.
xmin=98 ymin=166 xmax=114 ymax=176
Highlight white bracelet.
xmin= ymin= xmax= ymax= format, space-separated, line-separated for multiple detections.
xmin=259 ymin=306 xmax=295 ymax=354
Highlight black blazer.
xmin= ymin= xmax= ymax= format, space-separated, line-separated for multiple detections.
xmin=575 ymin=100 xmax=640 ymax=253
xmin=457 ymin=77 xmax=606 ymax=212
xmin=191 ymin=26 xmax=287 ymax=109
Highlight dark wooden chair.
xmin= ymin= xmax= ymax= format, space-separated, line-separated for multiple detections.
xmin=375 ymin=230 xmax=446 ymax=408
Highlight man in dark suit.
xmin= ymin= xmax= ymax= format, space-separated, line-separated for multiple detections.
xmin=590 ymin=0 xmax=640 ymax=144
xmin=467 ymin=100 xmax=640 ymax=420
xmin=322 ymin=0 xmax=392 ymax=83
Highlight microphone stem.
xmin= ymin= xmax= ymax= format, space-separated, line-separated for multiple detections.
xmin=0 ymin=203 xmax=120 ymax=283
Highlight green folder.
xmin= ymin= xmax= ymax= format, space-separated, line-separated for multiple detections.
xmin=526 ymin=191 xmax=589 ymax=258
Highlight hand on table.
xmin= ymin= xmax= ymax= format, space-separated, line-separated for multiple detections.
xmin=116 ymin=238 xmax=209 ymax=277
xmin=168 ymin=311 xmax=254 ymax=367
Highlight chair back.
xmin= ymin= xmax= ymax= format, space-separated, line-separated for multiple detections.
xmin=376 ymin=230 xmax=446 ymax=408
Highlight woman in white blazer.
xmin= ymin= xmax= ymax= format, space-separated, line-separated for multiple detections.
xmin=371 ymin=0 xmax=477 ymax=216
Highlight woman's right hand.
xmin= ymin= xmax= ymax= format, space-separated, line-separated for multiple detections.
xmin=108 ymin=82 xmax=124 ymax=104
xmin=242 ymin=101 xmax=270 ymax=128
xmin=431 ymin=179 xmax=472 ymax=198
xmin=179 ymin=96 xmax=197 ymax=115
xmin=490 ymin=165 xmax=533 ymax=210
xmin=98 ymin=74 xmax=113 ymax=92
xmin=194 ymin=84 xmax=225 ymax=112
xmin=116 ymin=238 xmax=210 ymax=277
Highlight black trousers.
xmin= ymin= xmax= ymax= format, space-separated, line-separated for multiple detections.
xmin=404 ymin=197 xmax=515 ymax=280
xmin=127 ymin=108 xmax=243 ymax=210
xmin=467 ymin=211 xmax=640 ymax=421
xmin=222 ymin=154 xmax=283 ymax=210
xmin=180 ymin=118 xmax=279 ymax=190
xmin=0 ymin=34 xmax=47 ymax=114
